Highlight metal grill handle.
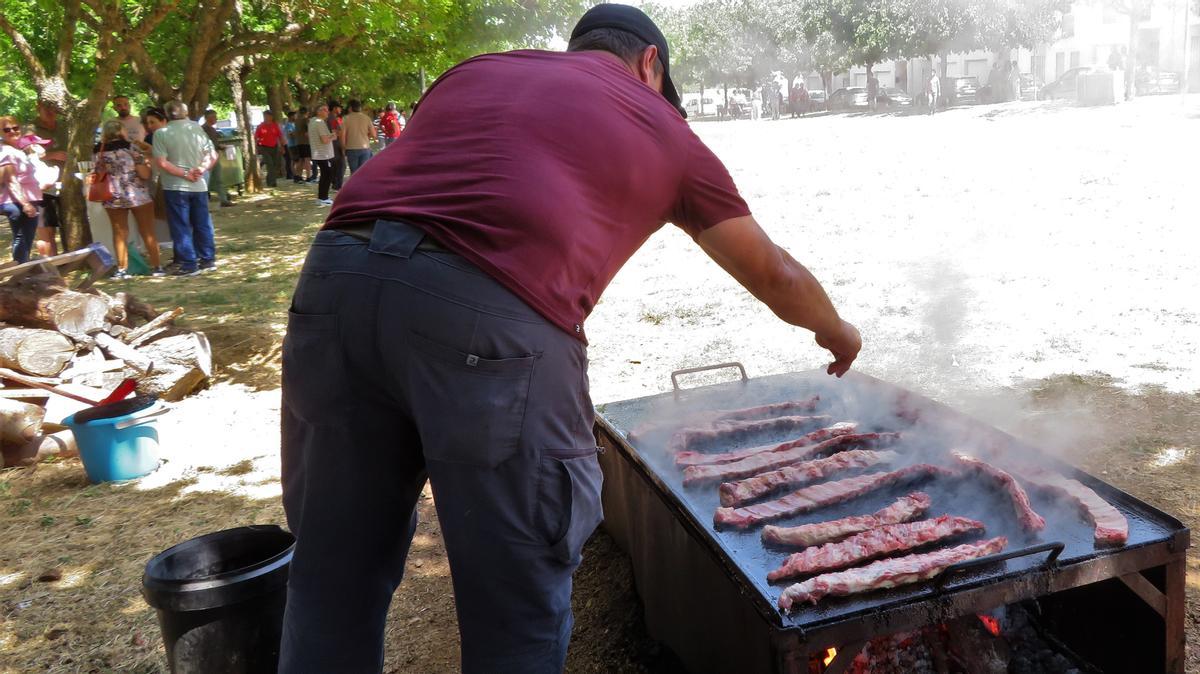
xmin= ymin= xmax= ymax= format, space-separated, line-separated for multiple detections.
xmin=933 ymin=540 xmax=1064 ymax=591
xmin=670 ymin=362 xmax=748 ymax=393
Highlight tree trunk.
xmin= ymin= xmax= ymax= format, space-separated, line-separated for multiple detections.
xmin=228 ymin=61 xmax=261 ymax=193
xmin=58 ymin=58 xmax=125 ymax=250
xmin=268 ymin=79 xmax=287 ymax=117
xmin=1126 ymin=13 xmax=1139 ymax=100
xmin=0 ymin=328 xmax=75 ymax=377
xmin=58 ymin=107 xmax=105 ymax=251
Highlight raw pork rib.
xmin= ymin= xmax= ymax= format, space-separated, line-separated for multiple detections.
xmin=719 ymin=449 xmax=899 ymax=507
xmin=766 ymin=515 xmax=986 ymax=582
xmin=706 ymin=396 xmax=822 ymax=423
xmin=952 ymin=452 xmax=1045 ymax=532
xmin=684 ymin=432 xmax=902 ymax=487
xmin=668 ymin=414 xmax=833 ymax=453
xmin=627 ymin=396 xmax=821 ymax=443
xmin=714 ymin=464 xmax=956 ymax=529
xmin=675 ymin=422 xmax=858 ymax=468
xmin=1020 ymin=470 xmax=1128 ymax=545
xmin=777 ymin=536 xmax=1008 ymax=611
xmin=761 ymin=492 xmax=932 ymax=548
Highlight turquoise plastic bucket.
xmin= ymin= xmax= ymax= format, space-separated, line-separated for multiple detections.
xmin=63 ymin=404 xmax=167 ymax=483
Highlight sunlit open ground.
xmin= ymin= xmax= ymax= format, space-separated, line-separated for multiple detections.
xmin=1 ymin=95 xmax=1198 ymax=673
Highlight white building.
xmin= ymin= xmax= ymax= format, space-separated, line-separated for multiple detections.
xmin=800 ymin=0 xmax=1197 ymax=96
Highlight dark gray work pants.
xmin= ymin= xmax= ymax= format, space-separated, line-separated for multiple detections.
xmin=278 ymin=221 xmax=602 ymax=673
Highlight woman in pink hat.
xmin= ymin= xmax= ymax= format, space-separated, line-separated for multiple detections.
xmin=0 ymin=116 xmax=43 ymax=262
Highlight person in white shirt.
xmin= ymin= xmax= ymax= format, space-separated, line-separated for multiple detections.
xmin=307 ymin=105 xmax=337 ymax=206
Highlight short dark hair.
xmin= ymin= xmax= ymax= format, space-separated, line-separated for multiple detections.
xmin=204 ymin=109 xmax=217 ymax=117
xmin=298 ymin=106 xmax=308 ymax=114
xmin=113 ymin=94 xmax=130 ymax=102
xmin=348 ymin=99 xmax=362 ymax=111
xmin=143 ymin=107 xmax=167 ymax=123
xmin=567 ymin=27 xmax=658 ymax=70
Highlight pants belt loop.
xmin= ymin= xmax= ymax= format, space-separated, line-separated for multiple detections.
xmin=367 ymin=219 xmax=424 ymax=259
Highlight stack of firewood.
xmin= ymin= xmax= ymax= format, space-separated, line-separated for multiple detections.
xmin=0 ymin=269 xmax=211 ymax=467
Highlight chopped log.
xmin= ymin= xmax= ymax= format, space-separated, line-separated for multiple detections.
xmin=0 ymin=274 xmax=109 ymax=338
xmin=121 ymin=292 xmax=160 ymax=323
xmin=94 ymin=332 xmax=153 ymax=374
xmin=0 ymin=398 xmax=45 ymax=446
xmin=91 ymin=288 xmax=128 ymax=326
xmin=124 ymin=307 xmax=184 ymax=346
xmin=0 ymin=367 xmax=103 ymax=405
xmin=59 ymin=356 xmax=126 ymax=382
xmin=0 ymin=388 xmax=50 ymax=401
xmin=2 ymin=430 xmax=78 ymax=467
xmin=0 ymin=327 xmax=76 ymax=376
xmin=136 ymin=332 xmax=212 ymax=401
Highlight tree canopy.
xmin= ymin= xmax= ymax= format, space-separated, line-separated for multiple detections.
xmin=0 ymin=0 xmax=584 ymax=247
xmin=646 ymin=0 xmax=1067 ymax=91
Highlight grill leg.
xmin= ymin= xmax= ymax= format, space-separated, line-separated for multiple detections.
xmin=1166 ymin=555 xmax=1186 ymax=674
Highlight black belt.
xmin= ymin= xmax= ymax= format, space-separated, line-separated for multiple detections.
xmin=333 ymin=221 xmax=447 ymax=252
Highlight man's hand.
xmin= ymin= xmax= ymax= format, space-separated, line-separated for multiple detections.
xmin=21 ymin=202 xmax=36 ymax=218
xmin=815 ymin=320 xmax=861 ymax=378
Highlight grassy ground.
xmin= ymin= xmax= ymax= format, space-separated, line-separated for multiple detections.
xmin=104 ymin=186 xmax=324 ymax=391
xmin=2 ymin=97 xmax=1199 ymax=672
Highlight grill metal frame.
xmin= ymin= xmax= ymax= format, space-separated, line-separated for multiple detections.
xmin=593 ymin=367 xmax=1188 ymax=673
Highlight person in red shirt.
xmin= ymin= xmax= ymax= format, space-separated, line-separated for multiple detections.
xmin=377 ymin=102 xmax=404 ymax=146
xmin=253 ymin=110 xmax=284 ymax=188
xmin=279 ymin=5 xmax=861 ymax=672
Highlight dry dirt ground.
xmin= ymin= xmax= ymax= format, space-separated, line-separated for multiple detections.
xmin=1 ymin=95 xmax=1198 ymax=673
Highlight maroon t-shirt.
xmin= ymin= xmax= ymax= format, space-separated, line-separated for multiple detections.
xmin=325 ymin=50 xmax=750 ymax=340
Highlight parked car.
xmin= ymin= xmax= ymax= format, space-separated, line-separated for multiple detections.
xmin=1136 ymin=69 xmax=1181 ymax=95
xmin=684 ymin=96 xmax=716 ymax=116
xmin=941 ymin=76 xmax=980 ymax=106
xmin=1020 ymin=73 xmax=1041 ymax=101
xmin=808 ymin=89 xmax=827 ymax=112
xmin=877 ymin=87 xmax=913 ymax=108
xmin=829 ymin=87 xmax=870 ymax=110
xmin=1040 ymin=67 xmax=1093 ymax=100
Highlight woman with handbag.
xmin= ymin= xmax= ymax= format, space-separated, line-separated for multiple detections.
xmin=0 ymin=116 xmax=43 ymax=263
xmin=92 ymin=120 xmax=164 ymax=278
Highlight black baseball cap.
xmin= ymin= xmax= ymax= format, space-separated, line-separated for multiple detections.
xmin=570 ymin=4 xmax=686 ymax=119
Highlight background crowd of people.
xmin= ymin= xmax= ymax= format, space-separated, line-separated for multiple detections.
xmin=0 ymin=95 xmax=410 ymax=276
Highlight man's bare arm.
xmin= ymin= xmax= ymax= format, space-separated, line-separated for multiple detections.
xmin=697 ymin=215 xmax=862 ymax=377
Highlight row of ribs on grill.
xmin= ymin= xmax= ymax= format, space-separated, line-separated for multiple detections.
xmin=653 ymin=395 xmax=1129 ymax=612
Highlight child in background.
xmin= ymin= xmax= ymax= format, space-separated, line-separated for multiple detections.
xmin=23 ymin=135 xmax=60 ymax=257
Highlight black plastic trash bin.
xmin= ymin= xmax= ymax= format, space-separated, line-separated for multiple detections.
xmin=142 ymin=525 xmax=295 ymax=673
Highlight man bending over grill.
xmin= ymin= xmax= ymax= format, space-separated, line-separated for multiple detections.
xmin=278 ymin=5 xmax=862 ymax=672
